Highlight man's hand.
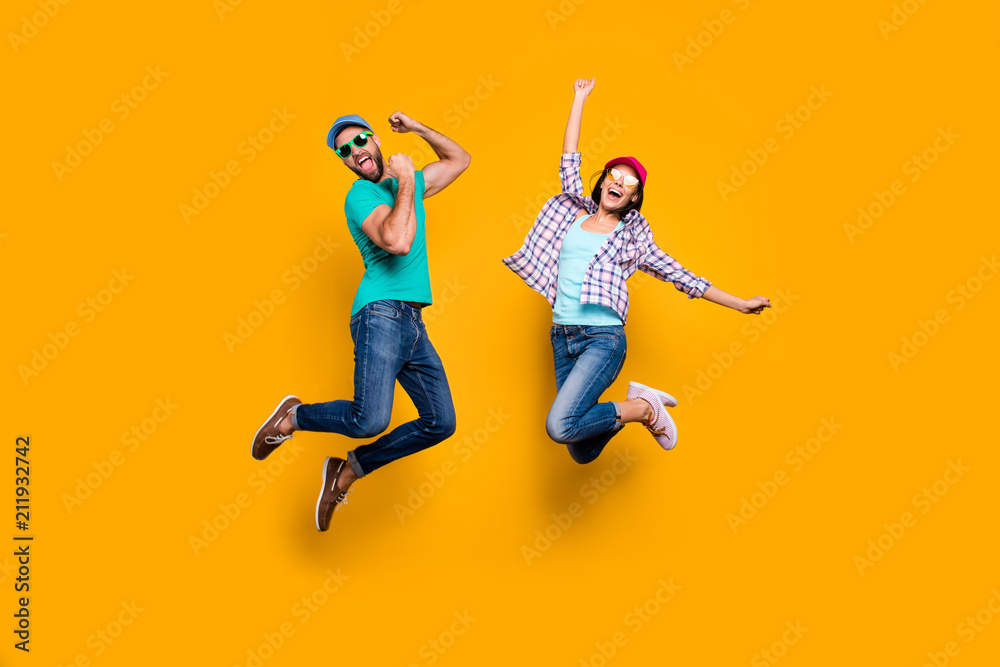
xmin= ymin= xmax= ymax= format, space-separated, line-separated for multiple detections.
xmin=388 ymin=110 xmax=421 ymax=134
xmin=385 ymin=153 xmax=415 ymax=182
xmin=739 ymin=296 xmax=771 ymax=314
xmin=573 ymin=77 xmax=596 ymax=98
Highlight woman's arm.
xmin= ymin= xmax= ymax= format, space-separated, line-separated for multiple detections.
xmin=639 ymin=235 xmax=770 ymax=313
xmin=562 ymin=77 xmax=595 ymax=154
xmin=701 ymin=285 xmax=771 ymax=314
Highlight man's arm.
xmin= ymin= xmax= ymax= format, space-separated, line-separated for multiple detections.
xmin=388 ymin=110 xmax=470 ymax=198
xmin=563 ymin=77 xmax=595 ymax=154
xmin=360 ymin=153 xmax=417 ymax=255
xmin=701 ymin=285 xmax=771 ymax=314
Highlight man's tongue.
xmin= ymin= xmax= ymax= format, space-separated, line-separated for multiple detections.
xmin=358 ymin=155 xmax=373 ymax=171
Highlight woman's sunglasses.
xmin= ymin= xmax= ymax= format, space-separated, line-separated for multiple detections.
xmin=334 ymin=131 xmax=371 ymax=158
xmin=608 ymin=167 xmax=640 ymax=189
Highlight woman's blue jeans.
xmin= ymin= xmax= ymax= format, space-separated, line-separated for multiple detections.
xmin=546 ymin=325 xmax=627 ymax=464
xmin=290 ymin=300 xmax=456 ymax=477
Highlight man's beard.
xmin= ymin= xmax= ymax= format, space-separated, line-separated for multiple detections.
xmin=348 ymin=144 xmax=385 ymax=182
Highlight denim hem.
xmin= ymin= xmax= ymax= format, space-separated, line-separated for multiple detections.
xmin=347 ymin=450 xmax=366 ymax=478
xmin=610 ymin=399 xmax=622 ymax=424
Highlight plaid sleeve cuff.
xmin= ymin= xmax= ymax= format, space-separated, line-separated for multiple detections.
xmin=685 ymin=276 xmax=712 ymax=299
xmin=560 ymin=152 xmax=582 ymax=167
xmin=560 ymin=153 xmax=583 ymax=195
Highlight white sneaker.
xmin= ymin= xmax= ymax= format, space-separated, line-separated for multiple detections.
xmin=627 ymin=381 xmax=677 ymax=408
xmin=631 ymin=386 xmax=679 ymax=450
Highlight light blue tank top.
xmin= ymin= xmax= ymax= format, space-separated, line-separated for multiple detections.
xmin=553 ymin=215 xmax=624 ymax=326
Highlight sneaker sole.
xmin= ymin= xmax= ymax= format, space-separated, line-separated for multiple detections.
xmin=251 ymin=394 xmax=298 ymax=459
xmin=659 ymin=409 xmax=679 ymax=450
xmin=628 ymin=381 xmax=678 ymax=408
xmin=315 ymin=456 xmax=343 ymax=532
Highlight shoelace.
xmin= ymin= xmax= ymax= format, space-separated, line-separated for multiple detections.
xmin=645 ymin=422 xmax=667 ymax=436
xmin=641 ymin=401 xmax=668 ymax=436
xmin=333 ymin=487 xmax=352 ymax=511
xmin=263 ymin=407 xmax=295 ymax=446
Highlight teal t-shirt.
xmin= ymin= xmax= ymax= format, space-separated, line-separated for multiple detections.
xmin=553 ymin=215 xmax=624 ymax=326
xmin=344 ymin=170 xmax=433 ymax=315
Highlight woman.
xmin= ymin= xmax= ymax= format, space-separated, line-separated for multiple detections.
xmin=502 ymin=77 xmax=771 ymax=464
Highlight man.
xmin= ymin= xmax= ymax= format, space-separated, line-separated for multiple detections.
xmin=251 ymin=110 xmax=471 ymax=531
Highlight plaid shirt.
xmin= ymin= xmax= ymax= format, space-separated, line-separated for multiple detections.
xmin=502 ymin=153 xmax=711 ymax=325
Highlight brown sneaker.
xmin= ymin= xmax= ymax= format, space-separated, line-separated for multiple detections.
xmin=315 ymin=456 xmax=352 ymax=531
xmin=251 ymin=395 xmax=301 ymax=460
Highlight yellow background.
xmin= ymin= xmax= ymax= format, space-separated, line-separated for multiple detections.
xmin=3 ymin=0 xmax=999 ymax=664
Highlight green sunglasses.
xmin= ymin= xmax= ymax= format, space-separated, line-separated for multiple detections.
xmin=334 ymin=131 xmax=371 ymax=158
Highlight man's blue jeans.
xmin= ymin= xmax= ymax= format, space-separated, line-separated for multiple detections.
xmin=290 ymin=300 xmax=456 ymax=477
xmin=546 ymin=325 xmax=627 ymax=464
